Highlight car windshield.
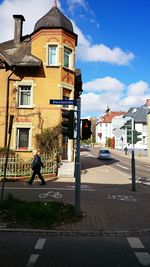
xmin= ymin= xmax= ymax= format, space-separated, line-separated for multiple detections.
xmin=100 ymin=150 xmax=110 ymax=153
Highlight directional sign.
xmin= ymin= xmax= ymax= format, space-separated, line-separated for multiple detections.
xmin=50 ymin=99 xmax=77 ymax=105
xmin=113 ymin=128 xmax=123 ymax=138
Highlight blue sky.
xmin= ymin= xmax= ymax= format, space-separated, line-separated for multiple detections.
xmin=0 ymin=0 xmax=150 ymax=118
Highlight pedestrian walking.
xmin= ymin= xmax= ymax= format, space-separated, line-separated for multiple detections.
xmin=26 ymin=150 xmax=46 ymax=185
xmin=124 ymin=146 xmax=128 ymax=155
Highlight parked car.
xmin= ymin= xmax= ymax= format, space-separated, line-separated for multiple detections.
xmin=98 ymin=149 xmax=112 ymax=160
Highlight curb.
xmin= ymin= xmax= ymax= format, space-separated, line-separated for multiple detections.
xmin=1 ymin=227 xmax=150 ymax=237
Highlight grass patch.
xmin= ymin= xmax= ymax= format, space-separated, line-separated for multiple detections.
xmin=0 ymin=194 xmax=82 ymax=229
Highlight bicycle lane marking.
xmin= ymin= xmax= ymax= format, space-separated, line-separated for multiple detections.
xmin=39 ymin=191 xmax=63 ymax=199
xmin=127 ymin=237 xmax=150 ymax=266
xmin=34 ymin=238 xmax=46 ymax=250
xmin=26 ymin=238 xmax=46 ymax=267
xmin=38 ymin=186 xmax=95 ymax=199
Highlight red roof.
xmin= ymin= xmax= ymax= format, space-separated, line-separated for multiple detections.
xmin=98 ymin=111 xmax=126 ymax=123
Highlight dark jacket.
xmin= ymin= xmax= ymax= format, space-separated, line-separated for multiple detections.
xmin=32 ymin=155 xmax=43 ymax=171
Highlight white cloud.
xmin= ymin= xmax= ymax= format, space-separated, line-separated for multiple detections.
xmin=128 ymin=81 xmax=149 ymax=96
xmin=76 ymin=44 xmax=134 ymax=65
xmin=72 ymin=20 xmax=134 ymax=65
xmin=66 ymin=0 xmax=88 ymax=13
xmin=81 ymin=91 xmax=123 ymax=116
xmin=83 ymin=77 xmax=124 ymax=92
xmin=81 ymin=79 xmax=150 ymax=116
xmin=121 ymin=81 xmax=150 ymax=108
xmin=71 ymin=20 xmax=90 ymax=46
xmin=0 ymin=0 xmax=60 ymax=42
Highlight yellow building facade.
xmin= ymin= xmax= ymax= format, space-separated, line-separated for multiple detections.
xmin=0 ymin=3 xmax=81 ymax=161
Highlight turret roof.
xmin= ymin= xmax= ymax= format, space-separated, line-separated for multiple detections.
xmin=34 ymin=4 xmax=74 ymax=34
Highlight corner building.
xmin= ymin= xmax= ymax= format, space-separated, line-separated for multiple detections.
xmin=0 ymin=2 xmax=81 ymax=161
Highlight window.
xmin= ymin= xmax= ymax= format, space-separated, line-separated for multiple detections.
xmin=64 ymin=47 xmax=72 ymax=68
xmin=48 ymin=45 xmax=57 ymax=65
xmin=18 ymin=85 xmax=32 ymax=107
xmin=16 ymin=128 xmax=30 ymax=150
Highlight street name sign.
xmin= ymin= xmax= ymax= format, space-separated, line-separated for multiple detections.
xmin=50 ymin=99 xmax=76 ymax=105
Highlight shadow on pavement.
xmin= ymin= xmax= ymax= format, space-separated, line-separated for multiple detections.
xmin=81 ymin=156 xmax=119 ymax=171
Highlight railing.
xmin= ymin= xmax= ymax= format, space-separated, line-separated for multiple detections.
xmin=0 ymin=153 xmax=58 ymax=178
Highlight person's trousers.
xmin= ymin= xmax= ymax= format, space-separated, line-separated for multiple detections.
xmin=29 ymin=170 xmax=45 ymax=184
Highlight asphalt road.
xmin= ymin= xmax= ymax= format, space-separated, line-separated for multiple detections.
xmin=0 ymin=232 xmax=150 ymax=267
xmin=89 ymin=147 xmax=150 ymax=184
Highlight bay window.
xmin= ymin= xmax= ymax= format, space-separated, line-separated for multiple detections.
xmin=64 ymin=47 xmax=72 ymax=69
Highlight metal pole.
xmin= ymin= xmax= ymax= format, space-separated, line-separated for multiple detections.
xmin=131 ymin=117 xmax=134 ymax=149
xmin=1 ymin=115 xmax=14 ymax=203
xmin=131 ymin=150 xmax=136 ymax=191
xmin=4 ymin=71 xmax=14 ymax=147
xmin=131 ymin=117 xmax=136 ymax=191
xmin=75 ymin=98 xmax=81 ymax=216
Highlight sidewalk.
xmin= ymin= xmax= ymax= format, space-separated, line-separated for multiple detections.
xmin=109 ymin=147 xmax=150 ymax=164
xmin=55 ymin=149 xmax=150 ymax=235
xmin=55 ymin=183 xmax=150 ymax=235
xmin=1 ymin=149 xmax=150 ymax=236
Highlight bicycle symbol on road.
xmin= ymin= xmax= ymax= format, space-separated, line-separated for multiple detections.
xmin=39 ymin=191 xmax=63 ymax=199
xmin=107 ymin=195 xmax=136 ymax=202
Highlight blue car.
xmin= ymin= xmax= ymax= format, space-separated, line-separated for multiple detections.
xmin=98 ymin=149 xmax=112 ymax=160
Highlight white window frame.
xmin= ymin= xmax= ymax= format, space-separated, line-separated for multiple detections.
xmin=47 ymin=44 xmax=58 ymax=66
xmin=16 ymin=81 xmax=34 ymax=108
xmin=16 ymin=127 xmax=31 ymax=151
xmin=63 ymin=46 xmax=74 ymax=70
xmin=18 ymin=85 xmax=32 ymax=108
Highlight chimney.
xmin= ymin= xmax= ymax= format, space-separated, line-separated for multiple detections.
xmin=146 ymin=99 xmax=150 ymax=108
xmin=13 ymin=15 xmax=25 ymax=45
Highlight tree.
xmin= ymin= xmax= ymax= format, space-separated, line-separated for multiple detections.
xmin=34 ymin=125 xmax=61 ymax=154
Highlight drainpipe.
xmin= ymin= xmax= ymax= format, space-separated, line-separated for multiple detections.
xmin=4 ymin=68 xmax=15 ymax=147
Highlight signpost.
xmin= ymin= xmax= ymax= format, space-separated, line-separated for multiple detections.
xmin=1 ymin=115 xmax=14 ymax=203
xmin=50 ymin=99 xmax=81 ymax=216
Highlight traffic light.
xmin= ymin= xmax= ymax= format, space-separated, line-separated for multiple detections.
xmin=62 ymin=110 xmax=75 ymax=139
xmin=125 ymin=119 xmax=132 ymax=144
xmin=133 ymin=130 xmax=142 ymax=144
xmin=82 ymin=119 xmax=92 ymax=140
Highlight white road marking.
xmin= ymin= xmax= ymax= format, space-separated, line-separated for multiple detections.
xmin=135 ymin=252 xmax=150 ymax=266
xmin=26 ymin=254 xmax=39 ymax=266
xmin=108 ymin=195 xmax=136 ymax=202
xmin=127 ymin=237 xmax=144 ymax=248
xmin=116 ymin=164 xmax=129 ymax=170
xmin=145 ymin=165 xmax=150 ymax=168
xmin=1 ymin=186 xmax=95 ymax=192
xmin=34 ymin=238 xmax=46 ymax=250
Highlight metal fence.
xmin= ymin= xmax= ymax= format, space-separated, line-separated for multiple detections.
xmin=0 ymin=153 xmax=58 ymax=178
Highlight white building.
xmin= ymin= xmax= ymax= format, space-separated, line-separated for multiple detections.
xmin=96 ymin=111 xmax=126 ymax=147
